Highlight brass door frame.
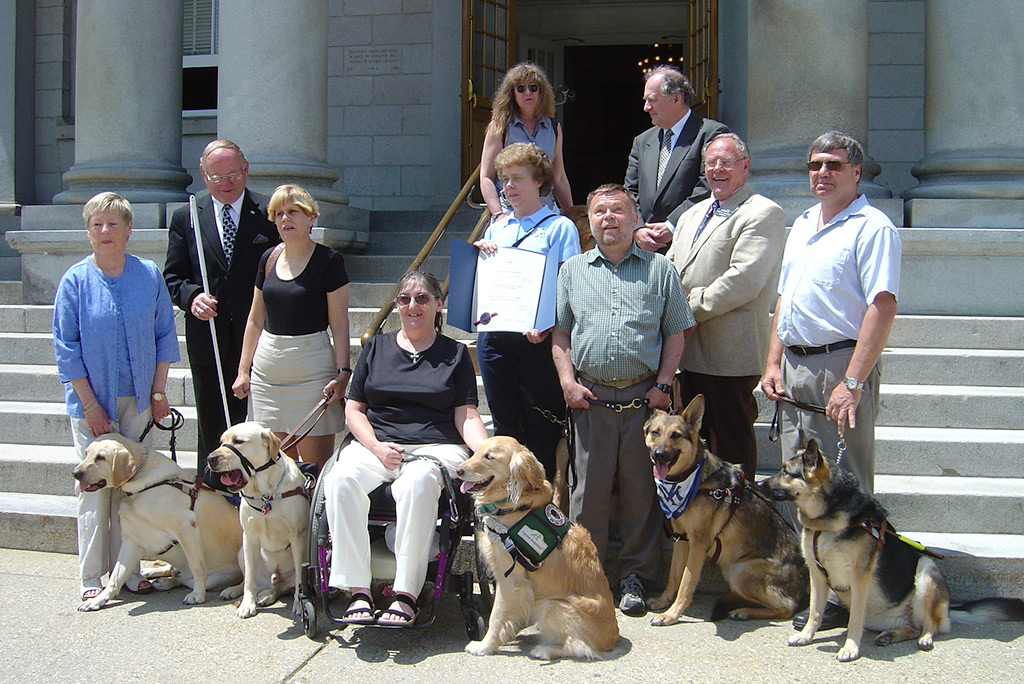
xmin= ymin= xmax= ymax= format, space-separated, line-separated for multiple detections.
xmin=687 ymin=0 xmax=719 ymax=119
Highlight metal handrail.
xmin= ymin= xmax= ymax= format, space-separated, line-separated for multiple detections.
xmin=360 ymin=163 xmax=491 ymax=346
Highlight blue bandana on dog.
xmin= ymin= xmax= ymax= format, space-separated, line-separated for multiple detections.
xmin=656 ymin=458 xmax=704 ymax=519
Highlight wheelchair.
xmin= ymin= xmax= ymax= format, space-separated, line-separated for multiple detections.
xmin=298 ymin=435 xmax=492 ymax=639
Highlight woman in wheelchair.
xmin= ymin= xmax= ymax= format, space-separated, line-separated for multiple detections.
xmin=323 ymin=270 xmax=488 ymax=626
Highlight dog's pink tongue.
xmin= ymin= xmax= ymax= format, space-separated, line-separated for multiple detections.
xmin=460 ymin=480 xmax=474 ymax=494
xmin=653 ymin=463 xmax=669 ymax=481
xmin=220 ymin=470 xmax=243 ymax=487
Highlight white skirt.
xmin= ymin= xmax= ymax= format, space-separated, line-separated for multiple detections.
xmin=250 ymin=329 xmax=344 ymax=436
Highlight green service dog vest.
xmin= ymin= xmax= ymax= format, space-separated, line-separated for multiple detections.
xmin=486 ymin=504 xmax=570 ymax=576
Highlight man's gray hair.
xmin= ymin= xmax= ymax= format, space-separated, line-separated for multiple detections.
xmin=703 ymin=133 xmax=750 ymax=160
xmin=646 ymin=65 xmax=695 ymax=107
xmin=808 ymin=131 xmax=864 ymax=167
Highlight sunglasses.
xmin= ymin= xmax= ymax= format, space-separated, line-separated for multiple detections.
xmin=396 ymin=293 xmax=434 ymax=306
xmin=515 ymin=83 xmax=540 ymax=93
xmin=807 ymin=160 xmax=851 ymax=172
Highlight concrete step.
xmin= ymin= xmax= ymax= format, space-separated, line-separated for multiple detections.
xmin=342 ymin=254 xmax=451 ymax=283
xmin=366 ymin=230 xmax=467 ymax=255
xmin=0 ymin=491 xmax=77 ymax=554
xmin=0 ymin=281 xmax=21 ymax=305
xmin=753 ymin=424 xmax=1024 ymax=479
xmin=903 ymin=532 xmax=1024 ymax=602
xmin=889 ymin=315 xmax=1024 ymax=351
xmin=0 ymin=364 xmax=195 ymax=405
xmin=0 ymin=401 xmax=200 ymax=448
xmin=873 ymin=474 xmax=1024 ymax=535
xmin=877 ymin=384 xmax=1024 ymax=430
xmin=881 ymin=348 xmax=1024 ymax=387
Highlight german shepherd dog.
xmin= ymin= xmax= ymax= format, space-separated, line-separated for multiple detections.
xmin=643 ymin=395 xmax=808 ymax=626
xmin=761 ymin=438 xmax=1024 ymax=662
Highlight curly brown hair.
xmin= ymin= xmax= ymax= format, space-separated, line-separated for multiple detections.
xmin=490 ymin=63 xmax=556 ymax=134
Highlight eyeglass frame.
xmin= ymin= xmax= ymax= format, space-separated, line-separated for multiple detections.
xmin=515 ymin=83 xmax=540 ymax=93
xmin=704 ymin=156 xmax=748 ymax=170
xmin=204 ymin=171 xmax=243 ymax=184
xmin=806 ymin=160 xmax=852 ymax=172
xmin=395 ymin=293 xmax=435 ymax=306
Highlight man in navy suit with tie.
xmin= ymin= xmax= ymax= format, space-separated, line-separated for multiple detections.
xmin=164 ymin=140 xmax=279 ymax=482
xmin=625 ymin=66 xmax=729 ymax=252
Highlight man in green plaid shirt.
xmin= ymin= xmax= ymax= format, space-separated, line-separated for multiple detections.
xmin=553 ymin=183 xmax=695 ymax=616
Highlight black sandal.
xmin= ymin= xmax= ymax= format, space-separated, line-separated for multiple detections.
xmin=341 ymin=592 xmax=376 ymax=625
xmin=375 ymin=593 xmax=418 ymax=628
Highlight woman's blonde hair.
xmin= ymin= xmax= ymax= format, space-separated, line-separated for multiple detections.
xmin=82 ymin=192 xmax=133 ymax=226
xmin=489 ymin=63 xmax=556 ymax=134
xmin=494 ymin=143 xmax=554 ymax=197
xmin=267 ymin=184 xmax=320 ymax=222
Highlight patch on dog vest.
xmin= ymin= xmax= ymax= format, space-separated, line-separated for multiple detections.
xmin=506 ymin=504 xmax=570 ymax=566
xmin=656 ymin=458 xmax=704 ymax=519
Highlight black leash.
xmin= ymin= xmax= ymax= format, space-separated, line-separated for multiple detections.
xmin=768 ymin=396 xmax=826 ymax=443
xmin=138 ymin=408 xmax=185 ymax=463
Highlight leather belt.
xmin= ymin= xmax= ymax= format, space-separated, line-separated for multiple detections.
xmin=577 ymin=370 xmax=655 ymax=389
xmin=787 ymin=339 xmax=857 ymax=356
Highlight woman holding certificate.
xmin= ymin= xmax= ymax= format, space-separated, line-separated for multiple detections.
xmin=473 ymin=143 xmax=581 ymax=480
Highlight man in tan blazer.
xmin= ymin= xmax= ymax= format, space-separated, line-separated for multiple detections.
xmin=665 ymin=133 xmax=785 ymax=479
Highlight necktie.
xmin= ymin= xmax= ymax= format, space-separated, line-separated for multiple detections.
xmin=221 ymin=203 xmax=237 ymax=264
xmin=657 ymin=129 xmax=673 ymax=186
xmin=691 ymin=199 xmax=720 ymax=247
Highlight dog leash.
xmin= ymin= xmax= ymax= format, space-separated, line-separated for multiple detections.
xmin=138 ymin=408 xmax=185 ymax=463
xmin=768 ymin=397 xmax=847 ymax=466
xmin=279 ymin=392 xmax=336 ymax=454
xmin=403 ymin=453 xmax=462 ymax=524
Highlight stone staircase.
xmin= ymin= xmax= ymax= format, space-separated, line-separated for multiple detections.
xmin=1 ymin=212 xmax=1022 ymax=601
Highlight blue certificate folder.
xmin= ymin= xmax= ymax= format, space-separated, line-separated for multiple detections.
xmin=448 ymin=238 xmax=559 ymax=333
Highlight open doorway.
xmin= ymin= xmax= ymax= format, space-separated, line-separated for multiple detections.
xmin=561 ymin=45 xmax=662 ymax=201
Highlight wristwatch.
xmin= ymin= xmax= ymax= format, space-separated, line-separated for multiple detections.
xmin=654 ymin=382 xmax=672 ymax=394
xmin=843 ymin=377 xmax=864 ymax=391
xmin=151 ymin=392 xmax=165 ymax=402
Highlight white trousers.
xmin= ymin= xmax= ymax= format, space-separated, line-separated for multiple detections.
xmin=323 ymin=441 xmax=469 ymax=597
xmin=71 ymin=397 xmax=153 ymax=585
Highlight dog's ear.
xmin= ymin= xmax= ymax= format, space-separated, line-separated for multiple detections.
xmin=680 ymin=394 xmax=705 ymax=430
xmin=262 ymin=427 xmax=282 ymax=455
xmin=109 ymin=440 xmax=140 ymax=485
xmin=507 ymin=445 xmax=546 ymax=502
xmin=801 ymin=438 xmax=824 ymax=472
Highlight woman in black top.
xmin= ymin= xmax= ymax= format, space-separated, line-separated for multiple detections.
xmin=233 ymin=184 xmax=350 ymax=470
xmin=323 ymin=270 xmax=488 ymax=627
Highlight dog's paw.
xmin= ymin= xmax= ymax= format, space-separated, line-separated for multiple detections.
xmin=837 ymin=641 xmax=860 ymax=662
xmin=917 ymin=634 xmax=934 ymax=651
xmin=150 ymin=576 xmax=179 ymax=592
xmin=464 ymin=640 xmax=497 ymax=656
xmin=529 ymin=645 xmax=562 ymax=660
xmin=182 ymin=589 xmax=207 ymax=605
xmin=728 ymin=608 xmax=754 ymax=621
xmin=650 ymin=611 xmax=682 ymax=627
xmin=219 ymin=584 xmax=243 ymax=601
xmin=649 ymin=595 xmax=673 ymax=611
xmin=788 ymin=632 xmax=814 ymax=647
xmin=874 ymin=630 xmax=894 ymax=647
xmin=140 ymin=563 xmax=174 ymax=580
xmin=236 ymin=599 xmax=258 ymax=619
xmin=256 ymin=589 xmax=279 ymax=607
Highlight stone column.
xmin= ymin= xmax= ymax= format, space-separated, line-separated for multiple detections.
xmin=218 ymin=0 xmax=366 ymax=248
xmin=53 ymin=0 xmax=190 ymax=204
xmin=906 ymin=0 xmax=1024 ymax=204
xmin=744 ymin=0 xmax=887 ymax=215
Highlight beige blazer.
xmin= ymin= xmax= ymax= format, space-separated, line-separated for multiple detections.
xmin=666 ymin=184 xmax=785 ymax=376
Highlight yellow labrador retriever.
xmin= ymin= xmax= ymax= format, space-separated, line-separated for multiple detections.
xmin=72 ymin=434 xmax=243 ymax=612
xmin=208 ymin=422 xmax=309 ymax=618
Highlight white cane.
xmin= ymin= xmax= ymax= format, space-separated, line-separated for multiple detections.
xmin=189 ymin=195 xmax=232 ymax=428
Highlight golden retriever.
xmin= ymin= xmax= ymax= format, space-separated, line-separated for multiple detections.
xmin=457 ymin=436 xmax=619 ymax=659
xmin=72 ymin=434 xmax=243 ymax=611
xmin=207 ymin=422 xmax=309 ymax=618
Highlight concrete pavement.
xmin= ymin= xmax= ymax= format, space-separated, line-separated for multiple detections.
xmin=1 ymin=548 xmax=1022 ymax=684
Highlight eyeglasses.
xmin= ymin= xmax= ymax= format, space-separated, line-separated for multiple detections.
xmin=396 ymin=293 xmax=434 ymax=306
xmin=807 ymin=160 xmax=851 ymax=172
xmin=205 ymin=171 xmax=243 ymax=184
xmin=705 ymin=157 xmax=745 ymax=170
xmin=515 ymin=83 xmax=540 ymax=93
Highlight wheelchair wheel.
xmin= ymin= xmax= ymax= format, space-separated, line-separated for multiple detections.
xmin=301 ymin=598 xmax=318 ymax=639
xmin=464 ymin=607 xmax=486 ymax=641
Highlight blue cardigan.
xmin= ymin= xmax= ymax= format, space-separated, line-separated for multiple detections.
xmin=53 ymin=254 xmax=179 ymax=418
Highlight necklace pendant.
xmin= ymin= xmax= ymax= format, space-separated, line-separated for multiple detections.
xmin=409 ymin=352 xmax=420 ymax=364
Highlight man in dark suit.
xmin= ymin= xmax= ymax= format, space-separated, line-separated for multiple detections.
xmin=625 ymin=65 xmax=729 ymax=252
xmin=164 ymin=140 xmax=279 ymax=482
